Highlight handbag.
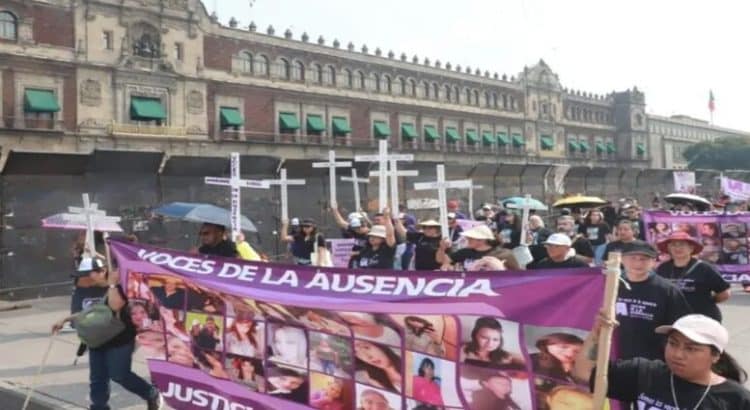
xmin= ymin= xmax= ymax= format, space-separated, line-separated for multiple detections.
xmin=310 ymin=234 xmax=334 ymax=267
xmin=73 ymin=297 xmax=126 ymax=348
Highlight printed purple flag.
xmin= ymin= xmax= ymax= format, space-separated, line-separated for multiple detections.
xmin=644 ymin=210 xmax=750 ymax=283
xmin=111 ymin=239 xmax=615 ymax=410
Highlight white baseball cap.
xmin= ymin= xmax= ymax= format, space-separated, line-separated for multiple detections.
xmin=544 ymin=233 xmax=572 ymax=247
xmin=655 ymin=314 xmax=729 ymax=353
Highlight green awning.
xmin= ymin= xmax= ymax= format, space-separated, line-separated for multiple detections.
xmin=130 ymin=97 xmax=166 ymax=120
xmin=424 ymin=125 xmax=439 ymax=141
xmin=279 ymin=112 xmax=300 ymax=131
xmin=511 ymin=134 xmax=525 ymax=147
xmin=332 ymin=117 xmax=351 ymax=135
xmin=497 ymin=133 xmax=510 ymax=145
xmin=636 ymin=143 xmax=646 ymax=155
xmin=579 ymin=140 xmax=590 ymax=152
xmin=446 ymin=127 xmax=460 ymax=143
xmin=373 ymin=121 xmax=391 ymax=139
xmin=466 ymin=129 xmax=479 ymax=144
xmin=306 ymin=114 xmax=325 ymax=133
xmin=482 ymin=131 xmax=495 ymax=145
xmin=219 ymin=107 xmax=243 ymax=127
xmin=606 ymin=142 xmax=616 ymax=154
xmin=24 ymin=89 xmax=60 ymax=113
xmin=401 ymin=123 xmax=418 ymax=140
xmin=596 ymin=142 xmax=606 ymax=153
xmin=568 ymin=140 xmax=580 ymax=151
xmin=540 ymin=135 xmax=554 ymax=149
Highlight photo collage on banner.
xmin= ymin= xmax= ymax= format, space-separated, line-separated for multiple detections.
xmin=127 ymin=271 xmax=597 ymax=409
xmin=648 ymin=220 xmax=750 ymax=265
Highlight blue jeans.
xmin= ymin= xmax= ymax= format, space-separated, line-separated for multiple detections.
xmin=88 ymin=342 xmax=155 ymax=410
xmin=320 ymin=359 xmax=336 ymax=375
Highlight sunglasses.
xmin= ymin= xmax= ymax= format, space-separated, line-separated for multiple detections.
xmin=302 ymin=224 xmax=314 ymax=228
xmin=199 ymin=231 xmax=212 ymax=236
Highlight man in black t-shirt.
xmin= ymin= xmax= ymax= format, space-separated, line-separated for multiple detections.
xmin=197 ymin=223 xmax=238 ymax=258
xmin=616 ymin=241 xmax=691 ymax=360
xmin=528 ymin=233 xmax=589 ymax=269
xmin=655 ymin=232 xmax=731 ymax=322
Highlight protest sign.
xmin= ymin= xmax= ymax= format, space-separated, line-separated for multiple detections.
xmin=643 ymin=210 xmax=750 ymax=283
xmin=325 ymin=238 xmax=357 ymax=268
xmin=112 ymin=240 xmax=616 ymax=410
xmin=673 ymin=171 xmax=696 ymax=194
xmin=721 ymin=176 xmax=750 ymax=202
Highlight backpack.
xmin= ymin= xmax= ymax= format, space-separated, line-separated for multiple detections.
xmin=72 ymin=297 xmax=126 ymax=348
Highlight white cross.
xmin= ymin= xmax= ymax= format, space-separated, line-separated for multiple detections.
xmin=205 ymin=152 xmax=270 ymax=240
xmin=355 ymin=140 xmax=413 ymax=210
xmin=468 ymin=183 xmax=484 ymax=218
xmin=370 ymin=160 xmax=419 ymax=214
xmin=413 ymin=165 xmax=473 ymax=238
xmin=68 ymin=193 xmax=121 ymax=258
xmin=341 ymin=168 xmax=370 ymax=212
xmin=264 ymin=168 xmax=306 ymax=221
xmin=312 ymin=150 xmax=352 ymax=208
xmin=514 ymin=194 xmax=537 ymax=246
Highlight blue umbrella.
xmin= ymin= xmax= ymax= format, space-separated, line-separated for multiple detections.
xmin=501 ymin=196 xmax=548 ymax=211
xmin=153 ymin=202 xmax=258 ymax=232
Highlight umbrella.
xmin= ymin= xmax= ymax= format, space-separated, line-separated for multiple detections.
xmin=501 ymin=196 xmax=548 ymax=211
xmin=153 ymin=202 xmax=257 ymax=232
xmin=664 ymin=193 xmax=712 ymax=211
xmin=42 ymin=213 xmax=123 ymax=232
xmin=552 ymin=195 xmax=608 ymax=209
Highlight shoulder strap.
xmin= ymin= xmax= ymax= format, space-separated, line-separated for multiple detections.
xmin=682 ymin=260 xmax=702 ymax=277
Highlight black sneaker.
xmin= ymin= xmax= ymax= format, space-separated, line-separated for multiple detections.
xmin=147 ymin=391 xmax=163 ymax=410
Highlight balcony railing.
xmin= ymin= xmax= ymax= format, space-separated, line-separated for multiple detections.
xmin=2 ymin=116 xmax=64 ymax=131
xmin=109 ymin=123 xmax=186 ymax=137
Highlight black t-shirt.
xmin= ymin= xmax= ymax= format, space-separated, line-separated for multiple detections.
xmin=406 ymin=232 xmax=441 ymax=271
xmin=571 ymin=235 xmax=595 ymax=258
xmin=449 ymin=225 xmax=463 ymax=243
xmin=616 ymin=273 xmax=691 ymax=360
xmin=528 ymin=256 xmax=589 ymax=270
xmin=599 ymin=358 xmax=750 ymax=410
xmin=355 ymin=243 xmax=396 ymax=269
xmin=290 ymin=233 xmax=326 ymax=260
xmin=496 ymin=223 xmax=521 ymax=249
xmin=578 ymin=222 xmax=610 ymax=246
xmin=656 ymin=259 xmax=730 ymax=322
xmin=199 ymin=240 xmax=239 ymax=258
xmin=449 ymin=247 xmax=494 ymax=270
xmin=94 ymin=285 xmax=137 ymax=350
xmin=603 ymin=239 xmax=634 ymax=261
xmin=343 ymin=227 xmax=368 ymax=252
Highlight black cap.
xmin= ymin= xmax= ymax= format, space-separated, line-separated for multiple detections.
xmin=622 ymin=240 xmax=657 ymax=258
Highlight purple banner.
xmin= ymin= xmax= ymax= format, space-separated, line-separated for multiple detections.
xmin=326 ymin=238 xmax=357 ymax=268
xmin=644 ymin=210 xmax=750 ymax=283
xmin=112 ymin=240 xmax=614 ymax=410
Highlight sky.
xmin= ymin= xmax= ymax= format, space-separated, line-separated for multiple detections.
xmin=205 ymin=0 xmax=750 ymax=131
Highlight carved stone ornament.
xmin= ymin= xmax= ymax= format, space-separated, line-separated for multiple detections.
xmin=187 ymin=90 xmax=204 ymax=114
xmin=80 ymin=79 xmax=102 ymax=107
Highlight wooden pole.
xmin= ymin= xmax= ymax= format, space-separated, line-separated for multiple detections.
xmin=592 ymin=251 xmax=622 ymax=409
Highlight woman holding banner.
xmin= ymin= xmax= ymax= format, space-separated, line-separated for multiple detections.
xmin=655 ymin=232 xmax=731 ymax=322
xmin=354 ymin=209 xmax=397 ymax=270
xmin=574 ymin=314 xmax=750 ymax=409
xmin=280 ymin=218 xmax=327 ymax=266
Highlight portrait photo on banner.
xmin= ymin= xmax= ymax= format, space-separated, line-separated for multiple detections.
xmin=390 ymin=314 xmax=459 ymax=360
xmin=309 ymin=331 xmax=354 ymax=378
xmin=309 ymin=372 xmax=354 ymax=410
xmin=404 ymin=351 xmax=462 ymax=407
xmin=458 ymin=315 xmax=526 ymax=371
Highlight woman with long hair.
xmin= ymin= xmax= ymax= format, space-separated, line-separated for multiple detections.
xmin=225 ymin=313 xmax=260 ymax=357
xmin=411 ymin=357 xmax=444 ymax=405
xmin=280 ymin=218 xmax=327 ymax=266
xmin=529 ymin=332 xmax=584 ymax=383
xmin=462 ymin=317 xmax=525 ymax=370
xmin=268 ymin=325 xmax=307 ymax=368
xmin=230 ymin=357 xmax=262 ymax=391
xmin=470 ymin=372 xmax=521 ymax=410
xmin=354 ymin=340 xmax=402 ymax=392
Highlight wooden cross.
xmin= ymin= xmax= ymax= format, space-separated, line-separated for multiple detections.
xmin=340 ymin=168 xmax=369 ymax=212
xmin=68 ymin=193 xmax=121 ymax=257
xmin=312 ymin=150 xmax=352 ymax=207
xmin=265 ymin=168 xmax=306 ymax=221
xmin=355 ymin=140 xmax=413 ymax=210
xmin=369 ymin=159 xmax=419 ymax=214
xmin=413 ymin=165 xmax=472 ymax=238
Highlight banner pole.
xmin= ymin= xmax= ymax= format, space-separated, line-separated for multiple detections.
xmin=592 ymin=251 xmax=622 ymax=408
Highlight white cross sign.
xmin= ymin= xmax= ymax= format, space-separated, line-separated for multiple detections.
xmin=265 ymin=168 xmax=306 ymax=221
xmin=355 ymin=140 xmax=413 ymax=210
xmin=341 ymin=168 xmax=369 ymax=212
xmin=369 ymin=160 xmax=419 ymax=215
xmin=68 ymin=193 xmax=121 ymax=258
xmin=312 ymin=150 xmax=352 ymax=208
xmin=468 ymin=183 xmax=484 ymax=218
xmin=413 ymin=165 xmax=473 ymax=238
xmin=205 ymin=153 xmax=270 ymax=240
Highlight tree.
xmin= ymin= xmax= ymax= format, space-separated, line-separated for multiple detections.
xmin=683 ymin=136 xmax=750 ymax=170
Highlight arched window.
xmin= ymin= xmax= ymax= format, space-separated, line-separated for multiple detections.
xmin=484 ymin=91 xmax=491 ymax=107
xmin=492 ymin=92 xmax=498 ymax=108
xmin=0 ymin=11 xmax=17 ymax=40
xmin=256 ymin=55 xmax=269 ymax=76
xmin=279 ymin=58 xmax=291 ymax=80
xmin=314 ymin=64 xmax=323 ymax=84
xmin=373 ymin=73 xmax=381 ymax=92
xmin=433 ymin=83 xmax=440 ymax=100
xmin=410 ymin=79 xmax=417 ymax=97
xmin=294 ymin=61 xmax=305 ymax=81
xmin=423 ymin=81 xmax=430 ymax=99
xmin=345 ymin=69 xmax=353 ymax=88
xmin=445 ymin=85 xmax=452 ymax=102
xmin=328 ymin=65 xmax=336 ymax=85
xmin=357 ymin=70 xmax=366 ymax=89
xmin=239 ymin=52 xmax=253 ymax=74
xmin=502 ymin=94 xmax=508 ymax=109
xmin=399 ymin=77 xmax=406 ymax=95
xmin=384 ymin=75 xmax=392 ymax=93
xmin=474 ymin=90 xmax=480 ymax=106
